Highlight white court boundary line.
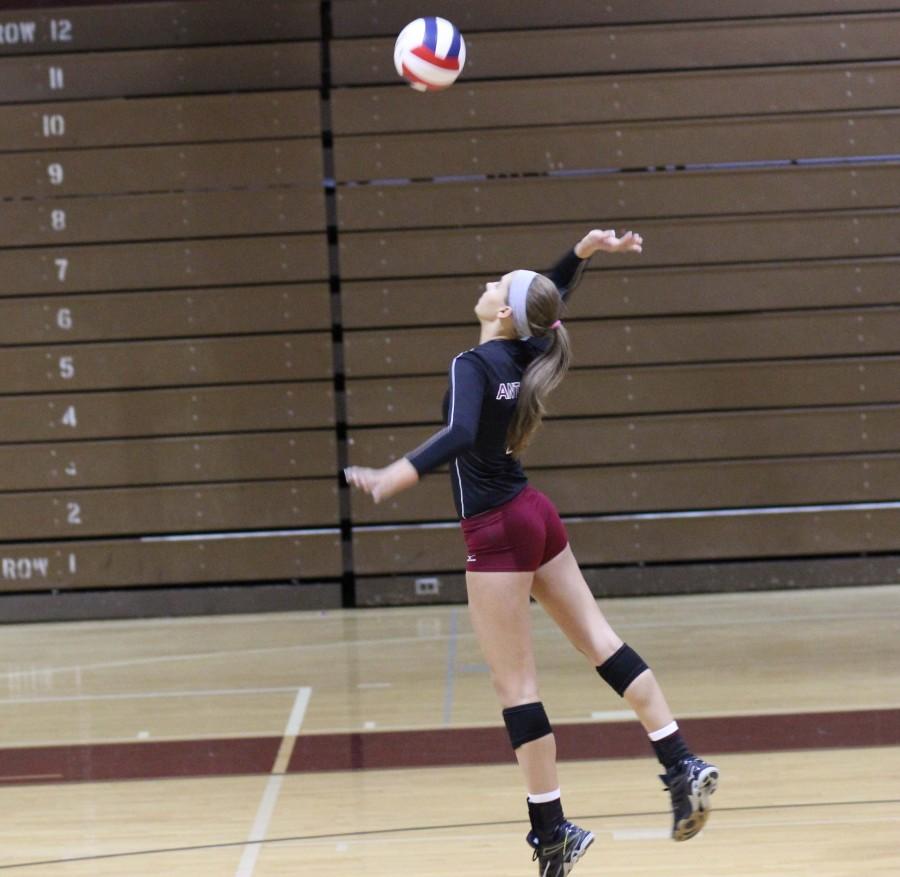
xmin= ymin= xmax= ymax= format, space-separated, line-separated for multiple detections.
xmin=0 ymin=686 xmax=301 ymax=706
xmin=234 ymin=686 xmax=311 ymax=877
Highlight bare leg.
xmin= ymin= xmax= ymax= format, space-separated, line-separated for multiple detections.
xmin=532 ymin=544 xmax=720 ymax=844
xmin=466 ymin=569 xmax=558 ymax=794
xmin=531 ymin=544 xmax=675 ymax=732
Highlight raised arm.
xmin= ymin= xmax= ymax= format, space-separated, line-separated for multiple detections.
xmin=546 ymin=228 xmax=644 ymax=304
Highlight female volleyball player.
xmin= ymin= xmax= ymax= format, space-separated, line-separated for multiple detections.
xmin=345 ymin=228 xmax=719 ymax=875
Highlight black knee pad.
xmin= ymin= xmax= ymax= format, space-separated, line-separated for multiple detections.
xmin=502 ymin=701 xmax=553 ymax=750
xmin=596 ymin=643 xmax=649 ymax=697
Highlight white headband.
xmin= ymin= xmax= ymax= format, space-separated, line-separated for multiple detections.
xmin=508 ymin=269 xmax=537 ymax=339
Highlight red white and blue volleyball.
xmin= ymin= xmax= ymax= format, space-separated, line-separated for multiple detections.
xmin=394 ymin=17 xmax=466 ymax=92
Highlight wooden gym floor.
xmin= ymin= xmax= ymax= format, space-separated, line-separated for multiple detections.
xmin=0 ymin=584 xmax=898 ymax=875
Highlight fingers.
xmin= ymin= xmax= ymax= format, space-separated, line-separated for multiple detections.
xmin=630 ymin=231 xmax=643 ymax=253
xmin=584 ymin=228 xmax=642 ymax=253
xmin=345 ymin=466 xmax=387 ymax=503
xmin=615 ymin=231 xmax=643 ymax=253
xmin=344 ymin=466 xmax=375 ymax=492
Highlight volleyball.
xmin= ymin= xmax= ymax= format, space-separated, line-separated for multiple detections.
xmin=393 ymin=17 xmax=466 ymax=92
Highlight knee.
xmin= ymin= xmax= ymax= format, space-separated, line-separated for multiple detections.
xmin=596 ymin=643 xmax=650 ymax=697
xmin=585 ymin=633 xmax=624 ymax=667
xmin=502 ymin=701 xmax=553 ymax=750
xmin=490 ymin=673 xmax=540 ymax=709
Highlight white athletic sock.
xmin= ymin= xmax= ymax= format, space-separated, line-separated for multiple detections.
xmin=527 ymin=788 xmax=561 ymax=804
xmin=648 ymin=720 xmax=679 ymax=742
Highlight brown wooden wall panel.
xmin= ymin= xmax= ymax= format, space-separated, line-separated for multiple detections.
xmin=0 ymin=43 xmax=320 ymax=104
xmin=352 ymin=505 xmax=900 ymax=573
xmin=334 ymin=110 xmax=900 ymax=181
xmin=332 ymin=0 xmax=900 ymax=35
xmin=345 ymin=356 xmax=900 ymax=424
xmin=0 ymin=140 xmax=322 ymax=198
xmin=0 ymin=432 xmax=336 ymax=491
xmin=565 ymin=258 xmax=900 ymax=320
xmin=0 ymin=383 xmax=334 ymax=443
xmin=0 ymin=533 xmax=342 ymax=592
xmin=342 ymin=258 xmax=900 ymax=327
xmin=0 ymin=285 xmax=331 ymax=345
xmin=0 ymin=91 xmax=320 ymax=152
xmin=336 ymin=164 xmax=900 ymax=231
xmin=338 ymin=211 xmax=900 ymax=279
xmin=0 ymin=333 xmax=332 ymax=393
xmin=347 ymin=405 xmax=900 ymax=468
xmin=553 ymin=357 xmax=900 ymax=417
xmin=0 ymin=235 xmax=328 ymax=295
xmin=331 ymin=61 xmax=900 ymax=134
xmin=3 ymin=189 xmax=326 ymax=247
xmin=332 ymin=14 xmax=900 ymax=84
xmin=354 ymin=555 xmax=900 ymax=604
xmin=0 ymin=479 xmax=339 ymax=540
xmin=0 ymin=1 xmax=321 ymax=55
xmin=344 ymin=307 xmax=900 ymax=377
xmin=351 ymin=454 xmax=900 ymax=523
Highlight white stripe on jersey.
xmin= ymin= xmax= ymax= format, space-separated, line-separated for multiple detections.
xmin=455 ymin=458 xmax=466 ymax=518
xmin=405 ymin=352 xmax=465 ymax=461
xmin=447 ymin=354 xmax=468 ymax=516
xmin=405 ymin=351 xmax=472 ymax=516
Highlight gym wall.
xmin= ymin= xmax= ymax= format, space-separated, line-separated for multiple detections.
xmin=0 ymin=0 xmax=898 ymax=619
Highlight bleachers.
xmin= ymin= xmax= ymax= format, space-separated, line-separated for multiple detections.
xmin=1 ymin=1 xmax=898 ymax=616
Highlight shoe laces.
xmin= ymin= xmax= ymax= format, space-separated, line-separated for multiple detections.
xmin=531 ymin=821 xmax=572 ymax=858
xmin=661 ymin=758 xmax=700 ymax=804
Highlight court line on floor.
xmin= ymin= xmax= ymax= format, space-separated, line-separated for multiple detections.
xmin=233 ymin=686 xmax=311 ymax=877
xmin=3 ymin=605 xmax=898 ymax=681
xmin=0 ymin=686 xmax=302 ymax=706
xmin=442 ymin=607 xmax=459 ymax=727
xmin=0 ymin=797 xmax=896 ymax=871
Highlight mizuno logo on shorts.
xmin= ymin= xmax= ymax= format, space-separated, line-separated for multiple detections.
xmin=466 ymin=555 xmax=476 ymax=563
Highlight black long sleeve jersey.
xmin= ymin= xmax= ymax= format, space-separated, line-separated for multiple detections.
xmin=405 ymin=249 xmax=588 ymax=518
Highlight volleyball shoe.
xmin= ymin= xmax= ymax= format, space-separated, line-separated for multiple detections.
xmin=526 ymin=820 xmax=595 ymax=876
xmin=660 ymin=755 xmax=720 ymax=841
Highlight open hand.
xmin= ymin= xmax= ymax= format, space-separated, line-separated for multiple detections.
xmin=575 ymin=228 xmax=643 ymax=257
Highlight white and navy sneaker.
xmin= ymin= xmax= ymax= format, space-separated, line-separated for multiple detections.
xmin=526 ymin=820 xmax=595 ymax=876
xmin=660 ymin=756 xmax=720 ymax=841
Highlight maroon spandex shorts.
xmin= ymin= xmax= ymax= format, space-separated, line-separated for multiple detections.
xmin=460 ymin=486 xmax=569 ymax=573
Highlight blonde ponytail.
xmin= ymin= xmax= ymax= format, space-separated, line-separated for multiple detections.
xmin=506 ymin=275 xmax=571 ymax=456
